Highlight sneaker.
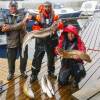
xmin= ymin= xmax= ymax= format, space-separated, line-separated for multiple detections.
xmin=7 ymin=74 xmax=14 ymax=81
xmin=21 ymin=73 xmax=28 ymax=79
xmin=30 ymin=75 xmax=37 ymax=83
xmin=48 ymin=73 xmax=57 ymax=79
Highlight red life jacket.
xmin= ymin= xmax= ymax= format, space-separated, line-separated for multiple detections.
xmin=32 ymin=5 xmax=63 ymax=30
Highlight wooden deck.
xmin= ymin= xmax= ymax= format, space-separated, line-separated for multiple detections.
xmin=1 ymin=11 xmax=100 ymax=100
xmin=0 ymin=58 xmax=78 ymax=100
xmin=73 ymin=11 xmax=100 ymax=99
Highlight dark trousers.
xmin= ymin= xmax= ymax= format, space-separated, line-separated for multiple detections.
xmin=58 ymin=59 xmax=86 ymax=85
xmin=7 ymin=46 xmax=28 ymax=74
xmin=31 ymin=47 xmax=55 ymax=76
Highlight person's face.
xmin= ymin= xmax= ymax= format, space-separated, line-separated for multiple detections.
xmin=9 ymin=5 xmax=17 ymax=14
xmin=45 ymin=5 xmax=52 ymax=12
xmin=67 ymin=32 xmax=75 ymax=41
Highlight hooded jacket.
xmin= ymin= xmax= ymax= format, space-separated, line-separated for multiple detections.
xmin=57 ymin=25 xmax=86 ymax=52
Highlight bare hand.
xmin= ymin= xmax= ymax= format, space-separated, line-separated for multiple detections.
xmin=56 ymin=47 xmax=63 ymax=56
xmin=2 ymin=24 xmax=11 ymax=32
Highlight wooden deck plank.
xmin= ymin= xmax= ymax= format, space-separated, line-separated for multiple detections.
xmin=0 ymin=59 xmax=32 ymax=83
xmin=80 ymin=17 xmax=94 ymax=40
xmin=0 ymin=54 xmax=49 ymax=85
xmin=79 ymin=52 xmax=100 ymax=88
xmin=84 ymin=22 xmax=97 ymax=48
xmin=88 ymin=24 xmax=100 ymax=49
xmin=90 ymin=92 xmax=100 ymax=100
xmin=83 ymin=20 xmax=97 ymax=46
xmin=16 ymin=69 xmax=61 ymax=99
xmin=0 ymin=59 xmax=61 ymax=98
xmin=1 ymin=59 xmax=48 ymax=94
xmin=85 ymin=22 xmax=100 ymax=49
xmin=81 ymin=65 xmax=100 ymax=89
xmin=29 ymin=65 xmax=61 ymax=99
xmin=85 ymin=51 xmax=99 ymax=71
xmin=15 ymin=62 xmax=72 ymax=100
xmin=55 ymin=85 xmax=72 ymax=100
xmin=72 ymin=79 xmax=100 ymax=100
xmin=81 ymin=17 xmax=95 ymax=40
xmin=84 ymin=51 xmax=98 ymax=71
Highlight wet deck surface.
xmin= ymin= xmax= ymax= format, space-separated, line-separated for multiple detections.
xmin=0 ymin=58 xmax=78 ymax=100
xmin=1 ymin=12 xmax=100 ymax=100
xmin=73 ymin=11 xmax=100 ymax=99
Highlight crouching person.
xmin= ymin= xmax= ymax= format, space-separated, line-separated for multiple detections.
xmin=56 ymin=25 xmax=86 ymax=87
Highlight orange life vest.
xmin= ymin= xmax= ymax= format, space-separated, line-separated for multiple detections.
xmin=32 ymin=25 xmax=42 ymax=30
xmin=32 ymin=4 xmax=63 ymax=31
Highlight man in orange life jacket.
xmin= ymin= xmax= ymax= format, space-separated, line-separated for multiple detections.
xmin=30 ymin=1 xmax=63 ymax=83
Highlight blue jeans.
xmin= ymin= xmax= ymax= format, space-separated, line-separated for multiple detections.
xmin=58 ymin=59 xmax=86 ymax=85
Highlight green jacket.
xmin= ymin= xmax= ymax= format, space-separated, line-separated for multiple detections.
xmin=3 ymin=9 xmax=26 ymax=48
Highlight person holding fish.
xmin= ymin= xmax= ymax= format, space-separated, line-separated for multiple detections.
xmin=1 ymin=0 xmax=31 ymax=80
xmin=30 ymin=1 xmax=63 ymax=83
xmin=56 ymin=25 xmax=86 ymax=88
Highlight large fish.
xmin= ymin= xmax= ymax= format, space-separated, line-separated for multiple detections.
xmin=23 ymin=81 xmax=34 ymax=98
xmin=22 ymin=20 xmax=60 ymax=57
xmin=58 ymin=48 xmax=92 ymax=62
xmin=46 ymin=76 xmax=55 ymax=96
xmin=41 ymin=76 xmax=47 ymax=94
xmin=41 ymin=75 xmax=53 ymax=98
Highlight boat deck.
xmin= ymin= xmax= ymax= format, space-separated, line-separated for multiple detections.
xmin=1 ymin=11 xmax=100 ymax=100
xmin=73 ymin=11 xmax=100 ymax=100
xmin=0 ymin=58 xmax=78 ymax=100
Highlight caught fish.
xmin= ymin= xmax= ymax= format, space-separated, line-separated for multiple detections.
xmin=46 ymin=85 xmax=52 ymax=98
xmin=23 ymin=81 xmax=34 ymax=98
xmin=41 ymin=76 xmax=47 ymax=94
xmin=58 ymin=48 xmax=92 ymax=62
xmin=41 ymin=76 xmax=53 ymax=98
xmin=46 ymin=76 xmax=55 ymax=96
xmin=22 ymin=20 xmax=60 ymax=57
